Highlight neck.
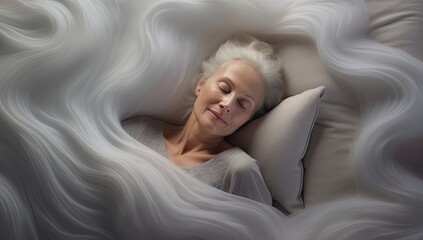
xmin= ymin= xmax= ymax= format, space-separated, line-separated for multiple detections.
xmin=166 ymin=114 xmax=226 ymax=156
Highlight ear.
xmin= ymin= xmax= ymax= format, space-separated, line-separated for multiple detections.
xmin=195 ymin=81 xmax=204 ymax=96
xmin=195 ymin=74 xmax=206 ymax=96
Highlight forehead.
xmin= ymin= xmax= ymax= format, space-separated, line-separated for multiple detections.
xmin=215 ymin=59 xmax=265 ymax=98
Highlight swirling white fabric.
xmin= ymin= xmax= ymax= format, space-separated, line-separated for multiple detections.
xmin=0 ymin=0 xmax=422 ymax=239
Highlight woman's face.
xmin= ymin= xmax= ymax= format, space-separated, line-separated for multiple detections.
xmin=193 ymin=59 xmax=265 ymax=137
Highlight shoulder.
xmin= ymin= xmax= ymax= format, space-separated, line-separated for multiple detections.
xmin=121 ymin=116 xmax=162 ymax=128
xmin=121 ymin=116 xmax=164 ymax=141
xmin=121 ymin=116 xmax=162 ymax=132
xmin=224 ymin=148 xmax=260 ymax=174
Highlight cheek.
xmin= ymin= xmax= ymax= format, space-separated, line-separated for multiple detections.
xmin=194 ymin=88 xmax=220 ymax=113
xmin=202 ymin=87 xmax=222 ymax=101
xmin=232 ymin=112 xmax=251 ymax=126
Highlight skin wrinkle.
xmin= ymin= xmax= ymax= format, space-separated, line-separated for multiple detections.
xmin=163 ymin=59 xmax=265 ymax=168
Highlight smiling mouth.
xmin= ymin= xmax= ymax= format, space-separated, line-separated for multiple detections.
xmin=208 ymin=109 xmax=228 ymax=124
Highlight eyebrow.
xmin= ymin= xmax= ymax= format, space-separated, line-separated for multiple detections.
xmin=222 ymin=77 xmax=256 ymax=103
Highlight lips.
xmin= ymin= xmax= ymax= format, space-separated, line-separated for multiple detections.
xmin=208 ymin=108 xmax=228 ymax=124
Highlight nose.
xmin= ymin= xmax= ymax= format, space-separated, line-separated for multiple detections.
xmin=219 ymin=94 xmax=235 ymax=113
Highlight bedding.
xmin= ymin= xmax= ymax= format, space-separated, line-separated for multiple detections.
xmin=123 ymin=86 xmax=325 ymax=214
xmin=228 ymin=86 xmax=325 ymax=213
xmin=276 ymin=37 xmax=362 ymax=206
xmin=122 ymin=117 xmax=273 ymax=205
xmin=1 ymin=0 xmax=423 ymax=240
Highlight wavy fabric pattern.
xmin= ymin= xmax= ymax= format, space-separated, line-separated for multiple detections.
xmin=0 ymin=0 xmax=422 ymax=239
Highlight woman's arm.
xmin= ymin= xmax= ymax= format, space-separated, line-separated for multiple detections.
xmin=221 ymin=154 xmax=272 ymax=205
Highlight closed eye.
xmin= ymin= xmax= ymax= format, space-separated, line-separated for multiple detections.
xmin=237 ymin=100 xmax=247 ymax=110
xmin=218 ymin=82 xmax=230 ymax=93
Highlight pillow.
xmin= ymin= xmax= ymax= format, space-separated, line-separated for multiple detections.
xmin=227 ymin=86 xmax=325 ymax=214
xmin=366 ymin=0 xmax=423 ymax=62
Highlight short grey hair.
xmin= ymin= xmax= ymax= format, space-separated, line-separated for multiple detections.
xmin=197 ymin=34 xmax=284 ymax=119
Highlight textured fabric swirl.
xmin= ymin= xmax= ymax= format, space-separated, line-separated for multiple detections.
xmin=122 ymin=117 xmax=273 ymax=205
xmin=0 ymin=0 xmax=422 ymax=239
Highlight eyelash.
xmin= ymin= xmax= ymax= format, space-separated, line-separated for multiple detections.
xmin=218 ymin=84 xmax=247 ymax=110
xmin=238 ymin=100 xmax=246 ymax=110
xmin=218 ymin=82 xmax=230 ymax=93
xmin=220 ymin=86 xmax=230 ymax=93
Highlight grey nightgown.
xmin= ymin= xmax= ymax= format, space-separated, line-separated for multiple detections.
xmin=122 ymin=117 xmax=272 ymax=205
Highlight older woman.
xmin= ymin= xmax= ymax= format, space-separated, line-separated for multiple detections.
xmin=123 ymin=34 xmax=283 ymax=205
